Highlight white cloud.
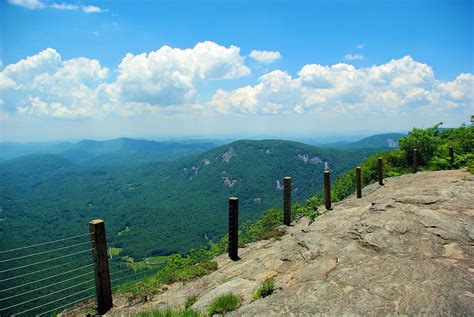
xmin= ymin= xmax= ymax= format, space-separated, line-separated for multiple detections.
xmin=8 ymin=0 xmax=105 ymax=13
xmin=1 ymin=48 xmax=109 ymax=118
xmin=356 ymin=44 xmax=365 ymax=49
xmin=249 ymin=50 xmax=282 ymax=64
xmin=344 ymin=54 xmax=364 ymax=61
xmin=1 ymin=46 xmax=472 ymax=120
xmin=8 ymin=0 xmax=45 ymax=9
xmin=82 ymin=5 xmax=103 ymax=13
xmin=1 ymin=42 xmax=250 ymax=118
xmin=107 ymin=41 xmax=250 ymax=106
xmin=210 ymin=56 xmax=473 ymax=116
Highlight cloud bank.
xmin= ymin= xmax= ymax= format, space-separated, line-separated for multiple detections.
xmin=1 ymin=42 xmax=472 ymax=120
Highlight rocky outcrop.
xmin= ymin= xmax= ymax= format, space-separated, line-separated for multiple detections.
xmin=297 ymin=154 xmax=323 ymax=164
xmin=110 ymin=170 xmax=474 ymax=316
xmin=223 ymin=147 xmax=236 ymax=162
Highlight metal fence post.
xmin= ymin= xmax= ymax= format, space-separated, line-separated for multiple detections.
xmin=89 ymin=220 xmax=112 ymax=315
xmin=324 ymin=171 xmax=331 ymax=210
xmin=378 ymin=157 xmax=383 ymax=185
xmin=228 ymin=197 xmax=239 ymax=261
xmin=283 ymin=177 xmax=291 ymax=225
xmin=356 ymin=167 xmax=362 ymax=198
xmin=413 ymin=149 xmax=418 ymax=173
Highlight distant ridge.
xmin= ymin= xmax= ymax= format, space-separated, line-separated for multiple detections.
xmin=321 ymin=133 xmax=405 ymax=149
xmin=0 ymin=138 xmax=217 ymax=165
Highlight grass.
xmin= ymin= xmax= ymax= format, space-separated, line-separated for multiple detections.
xmin=117 ymin=260 xmax=218 ymax=302
xmin=252 ymin=278 xmax=275 ymax=300
xmin=137 ymin=308 xmax=201 ymax=317
xmin=185 ymin=294 xmax=199 ymax=309
xmin=207 ymin=293 xmax=240 ymax=315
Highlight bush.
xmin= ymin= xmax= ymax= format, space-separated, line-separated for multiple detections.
xmin=253 ymin=278 xmax=275 ymax=300
xmin=399 ymin=123 xmax=442 ymax=165
xmin=429 ymin=156 xmax=450 ymax=170
xmin=208 ymin=293 xmax=240 ymax=315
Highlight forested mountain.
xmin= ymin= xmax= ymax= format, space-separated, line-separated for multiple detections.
xmin=0 ymin=139 xmax=381 ymax=259
xmin=321 ymin=133 xmax=406 ymax=149
xmin=0 ymin=138 xmax=217 ymax=165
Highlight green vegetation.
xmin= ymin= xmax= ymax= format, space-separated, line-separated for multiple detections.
xmin=137 ymin=308 xmax=201 ymax=317
xmin=109 ymin=247 xmax=122 ymax=257
xmin=185 ymin=294 xmax=199 ymax=309
xmin=0 ymin=139 xmax=379 ymax=257
xmin=253 ymin=278 xmax=275 ymax=300
xmin=117 ymin=254 xmax=219 ymax=301
xmin=208 ymin=293 xmax=240 ymax=315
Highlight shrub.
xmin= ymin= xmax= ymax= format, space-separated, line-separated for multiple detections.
xmin=399 ymin=123 xmax=442 ymax=165
xmin=253 ymin=278 xmax=275 ymax=300
xmin=429 ymin=156 xmax=450 ymax=170
xmin=207 ymin=293 xmax=240 ymax=315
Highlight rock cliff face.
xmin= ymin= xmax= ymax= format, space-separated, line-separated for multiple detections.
xmin=111 ymin=170 xmax=474 ymax=316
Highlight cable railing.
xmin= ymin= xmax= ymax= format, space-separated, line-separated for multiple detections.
xmin=0 ymin=232 xmax=97 ymax=316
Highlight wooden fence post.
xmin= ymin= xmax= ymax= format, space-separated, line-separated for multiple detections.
xmin=356 ymin=167 xmax=362 ymax=198
xmin=449 ymin=145 xmax=454 ymax=165
xmin=89 ymin=220 xmax=112 ymax=315
xmin=324 ymin=171 xmax=331 ymax=210
xmin=283 ymin=177 xmax=291 ymax=225
xmin=228 ymin=197 xmax=239 ymax=261
xmin=378 ymin=157 xmax=384 ymax=185
xmin=413 ymin=149 xmax=418 ymax=174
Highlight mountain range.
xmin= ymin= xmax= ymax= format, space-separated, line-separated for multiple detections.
xmin=0 ymin=138 xmax=385 ymax=258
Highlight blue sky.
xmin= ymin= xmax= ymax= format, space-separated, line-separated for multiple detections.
xmin=1 ymin=0 xmax=473 ymax=141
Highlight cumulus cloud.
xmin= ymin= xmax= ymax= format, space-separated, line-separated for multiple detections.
xmin=249 ymin=50 xmax=282 ymax=64
xmin=1 ymin=42 xmax=250 ymax=118
xmin=210 ymin=56 xmax=473 ymax=115
xmin=1 ymin=45 xmax=472 ymax=120
xmin=104 ymin=41 xmax=250 ymax=106
xmin=356 ymin=44 xmax=365 ymax=49
xmin=8 ymin=0 xmax=105 ymax=13
xmin=1 ymin=48 xmax=109 ymax=118
xmin=344 ymin=54 xmax=364 ymax=61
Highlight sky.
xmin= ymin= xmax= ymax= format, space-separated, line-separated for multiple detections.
xmin=0 ymin=0 xmax=473 ymax=142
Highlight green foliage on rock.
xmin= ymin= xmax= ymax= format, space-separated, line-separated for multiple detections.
xmin=137 ymin=308 xmax=201 ymax=317
xmin=253 ymin=278 xmax=275 ymax=300
xmin=207 ymin=293 xmax=240 ymax=315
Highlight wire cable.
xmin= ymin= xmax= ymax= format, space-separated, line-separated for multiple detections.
xmin=0 ymin=233 xmax=93 ymax=254
xmin=0 ymin=249 xmax=93 ymax=274
xmin=0 ymin=260 xmax=78 ymax=283
xmin=0 ymin=278 xmax=95 ymax=311
xmin=35 ymin=294 xmax=95 ymax=317
xmin=0 ymin=264 xmax=93 ymax=293
xmin=109 ymin=267 xmax=134 ymax=276
xmin=0 ymin=241 xmax=93 ymax=264
xmin=12 ymin=286 xmax=95 ymax=316
xmin=0 ymin=272 xmax=93 ymax=303
xmin=111 ymin=270 xmax=154 ymax=289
